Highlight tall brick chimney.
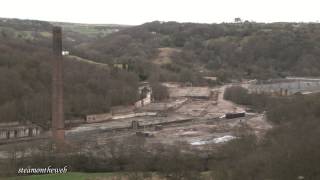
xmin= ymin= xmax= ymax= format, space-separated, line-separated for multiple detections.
xmin=52 ymin=26 xmax=65 ymax=143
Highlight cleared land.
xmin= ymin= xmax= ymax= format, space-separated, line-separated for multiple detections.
xmin=0 ymin=83 xmax=272 ymax=158
xmin=65 ymin=83 xmax=269 ymax=149
xmin=153 ymin=48 xmax=181 ymax=65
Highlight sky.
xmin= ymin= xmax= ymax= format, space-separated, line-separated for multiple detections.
xmin=0 ymin=0 xmax=319 ymax=25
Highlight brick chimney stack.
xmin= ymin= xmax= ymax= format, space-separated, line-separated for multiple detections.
xmin=52 ymin=26 xmax=65 ymax=143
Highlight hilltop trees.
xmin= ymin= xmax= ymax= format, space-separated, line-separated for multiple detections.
xmin=80 ymin=21 xmax=320 ymax=82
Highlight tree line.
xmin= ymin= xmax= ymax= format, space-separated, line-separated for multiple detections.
xmin=222 ymin=86 xmax=320 ymax=180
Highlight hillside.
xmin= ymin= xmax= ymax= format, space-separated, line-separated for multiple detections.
xmin=79 ymin=21 xmax=320 ymax=82
xmin=0 ymin=18 xmax=137 ymax=126
xmin=51 ymin=21 xmax=130 ymax=38
xmin=2 ymin=18 xmax=320 ymax=180
xmin=152 ymin=47 xmax=181 ymax=65
xmin=2 ymin=18 xmax=320 ymax=125
xmin=0 ymin=18 xmax=130 ymax=53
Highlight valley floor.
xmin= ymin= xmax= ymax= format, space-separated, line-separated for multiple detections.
xmin=0 ymin=83 xmax=272 ymax=158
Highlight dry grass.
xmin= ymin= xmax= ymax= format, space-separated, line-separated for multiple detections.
xmin=153 ymin=48 xmax=181 ymax=65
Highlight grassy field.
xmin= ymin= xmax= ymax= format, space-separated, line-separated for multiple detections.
xmin=2 ymin=171 xmax=212 ymax=180
xmin=67 ymin=55 xmax=109 ymax=69
xmin=153 ymin=47 xmax=181 ymax=65
xmin=4 ymin=172 xmax=116 ymax=180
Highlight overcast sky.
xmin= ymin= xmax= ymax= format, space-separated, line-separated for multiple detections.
xmin=0 ymin=0 xmax=319 ymax=25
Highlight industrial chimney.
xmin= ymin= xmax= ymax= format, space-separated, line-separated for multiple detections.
xmin=52 ymin=26 xmax=65 ymax=143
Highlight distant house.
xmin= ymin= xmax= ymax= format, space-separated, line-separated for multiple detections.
xmin=0 ymin=122 xmax=42 ymax=140
xmin=234 ymin=18 xmax=242 ymax=23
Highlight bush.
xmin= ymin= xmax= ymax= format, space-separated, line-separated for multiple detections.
xmin=223 ymin=86 xmax=251 ymax=105
xmin=150 ymin=82 xmax=169 ymax=101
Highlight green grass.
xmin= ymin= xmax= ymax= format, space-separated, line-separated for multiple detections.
xmin=67 ymin=55 xmax=109 ymax=69
xmin=5 ymin=172 xmax=115 ymax=180
xmin=39 ymin=31 xmax=51 ymax=38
